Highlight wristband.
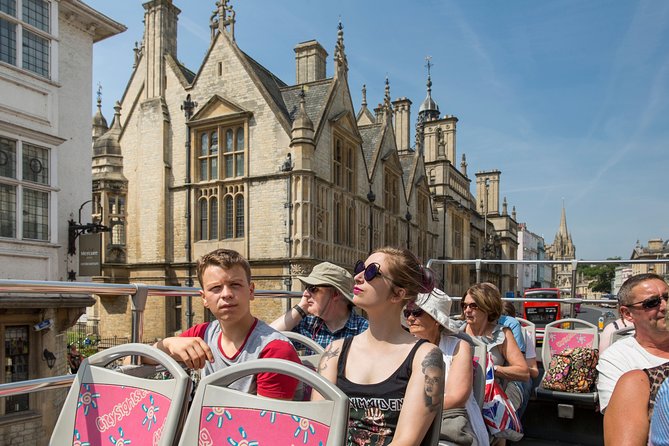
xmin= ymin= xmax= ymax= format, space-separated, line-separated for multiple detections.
xmin=293 ymin=305 xmax=307 ymax=319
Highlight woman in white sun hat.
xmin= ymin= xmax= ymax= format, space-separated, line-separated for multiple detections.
xmin=405 ymin=288 xmax=489 ymax=446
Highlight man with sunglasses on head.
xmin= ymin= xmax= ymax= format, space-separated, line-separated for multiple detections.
xmin=597 ymin=273 xmax=669 ymax=412
xmin=270 ymin=262 xmax=368 ymax=350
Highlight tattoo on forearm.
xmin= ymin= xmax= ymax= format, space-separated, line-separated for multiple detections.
xmin=421 ymin=347 xmax=445 ymax=411
xmin=317 ymin=346 xmax=340 ymax=373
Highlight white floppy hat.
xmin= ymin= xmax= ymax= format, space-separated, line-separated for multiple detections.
xmin=415 ymin=288 xmax=456 ymax=333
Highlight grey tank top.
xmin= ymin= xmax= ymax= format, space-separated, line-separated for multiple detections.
xmin=199 ymin=319 xmax=289 ymax=394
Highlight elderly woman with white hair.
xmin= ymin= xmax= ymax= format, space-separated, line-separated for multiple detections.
xmin=405 ymin=289 xmax=489 ymax=446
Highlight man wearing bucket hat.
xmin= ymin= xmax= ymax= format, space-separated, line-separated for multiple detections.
xmin=270 ymin=262 xmax=368 ymax=349
xmin=405 ymin=289 xmax=490 ymax=446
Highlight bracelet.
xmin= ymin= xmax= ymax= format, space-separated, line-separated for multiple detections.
xmin=293 ymin=305 xmax=307 ymax=319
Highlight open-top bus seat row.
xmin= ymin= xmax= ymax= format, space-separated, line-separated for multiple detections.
xmin=51 ymin=343 xmax=356 ymax=446
xmin=536 ymin=318 xmax=600 ymax=413
xmin=50 ymin=343 xmax=192 ymax=446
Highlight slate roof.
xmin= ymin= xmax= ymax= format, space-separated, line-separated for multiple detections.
xmin=175 ymin=60 xmax=196 ymax=84
xmin=358 ymin=124 xmax=383 ymax=175
xmin=281 ymin=80 xmax=333 ymax=131
xmin=399 ymin=153 xmax=416 ymax=195
xmin=240 ymin=49 xmax=290 ymax=118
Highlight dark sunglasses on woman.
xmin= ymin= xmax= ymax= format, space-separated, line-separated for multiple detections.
xmin=354 ymin=260 xmax=403 ymax=288
xmin=403 ymin=308 xmax=425 ymax=318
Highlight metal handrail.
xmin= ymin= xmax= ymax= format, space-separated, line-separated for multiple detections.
xmin=0 ymin=374 xmax=75 ymax=398
xmin=426 ymin=258 xmax=669 ymax=310
xmin=0 ymin=278 xmax=303 ymax=298
xmin=0 ymin=279 xmax=302 ymax=343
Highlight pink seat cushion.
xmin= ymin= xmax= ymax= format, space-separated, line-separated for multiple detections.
xmin=72 ymin=383 xmax=171 ymax=445
xmin=198 ymin=406 xmax=330 ymax=445
xmin=547 ymin=331 xmax=595 ymax=355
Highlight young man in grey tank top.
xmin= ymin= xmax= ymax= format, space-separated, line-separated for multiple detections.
xmin=154 ymin=249 xmax=300 ymax=398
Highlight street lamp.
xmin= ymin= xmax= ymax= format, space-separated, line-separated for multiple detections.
xmin=43 ymin=349 xmax=56 ymax=369
xmin=181 ymin=94 xmax=197 ymax=328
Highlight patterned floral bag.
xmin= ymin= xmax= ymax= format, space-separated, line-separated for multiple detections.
xmin=543 ymin=347 xmax=599 ymax=393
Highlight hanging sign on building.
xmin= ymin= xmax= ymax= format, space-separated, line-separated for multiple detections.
xmin=79 ymin=233 xmax=101 ymax=277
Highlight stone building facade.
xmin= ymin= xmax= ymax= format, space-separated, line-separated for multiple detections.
xmin=517 ymin=223 xmax=551 ymax=291
xmin=0 ymin=1 xmax=124 ymax=443
xmin=630 ymin=238 xmax=669 ymax=279
xmin=90 ymin=0 xmax=519 ymax=341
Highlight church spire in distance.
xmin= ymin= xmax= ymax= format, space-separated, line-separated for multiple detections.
xmin=558 ymin=200 xmax=569 ymax=238
xmin=552 ymin=200 xmax=575 ymax=259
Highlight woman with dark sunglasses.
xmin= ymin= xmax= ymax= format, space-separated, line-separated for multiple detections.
xmin=461 ymin=282 xmax=529 ymax=440
xmin=405 ymin=290 xmax=489 ymax=446
xmin=313 ymin=247 xmax=443 ymax=446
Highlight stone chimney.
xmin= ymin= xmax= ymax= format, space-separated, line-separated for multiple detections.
xmin=648 ymin=239 xmax=664 ymax=251
xmin=392 ymin=97 xmax=411 ymax=152
xmin=294 ymin=40 xmax=327 ymax=84
xmin=142 ymin=0 xmax=180 ymax=99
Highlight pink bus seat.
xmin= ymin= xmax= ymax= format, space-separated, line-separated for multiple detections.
xmin=536 ymin=318 xmax=599 ymax=408
xmin=50 ymin=343 xmax=191 ymax=446
xmin=177 ymin=358 xmax=349 ymax=446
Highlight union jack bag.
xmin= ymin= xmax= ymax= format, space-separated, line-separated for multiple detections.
xmin=481 ymin=352 xmax=524 ymax=441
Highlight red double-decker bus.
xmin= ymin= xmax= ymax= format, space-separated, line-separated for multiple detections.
xmin=523 ymin=288 xmax=562 ymax=341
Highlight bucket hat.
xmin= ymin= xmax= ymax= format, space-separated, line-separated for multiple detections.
xmin=297 ymin=262 xmax=354 ymax=302
xmin=415 ymin=288 xmax=456 ymax=333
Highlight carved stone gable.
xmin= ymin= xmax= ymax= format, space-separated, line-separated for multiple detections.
xmin=190 ymin=95 xmax=250 ymax=122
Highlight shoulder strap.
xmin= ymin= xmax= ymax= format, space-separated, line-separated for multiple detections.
xmin=403 ymin=339 xmax=429 ymax=378
xmin=336 ymin=336 xmax=354 ymax=377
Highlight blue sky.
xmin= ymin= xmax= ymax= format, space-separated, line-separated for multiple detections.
xmin=86 ymin=0 xmax=669 ymax=260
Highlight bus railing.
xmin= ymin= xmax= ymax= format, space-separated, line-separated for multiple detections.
xmin=0 ymin=279 xmax=301 ymax=344
xmin=0 ymin=276 xmax=618 ymax=401
xmin=426 ymin=257 xmax=668 ymax=317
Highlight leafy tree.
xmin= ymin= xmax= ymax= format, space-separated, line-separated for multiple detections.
xmin=577 ymin=257 xmax=621 ymax=293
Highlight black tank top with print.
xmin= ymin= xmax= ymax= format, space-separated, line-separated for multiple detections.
xmin=336 ymin=336 xmax=428 ymax=446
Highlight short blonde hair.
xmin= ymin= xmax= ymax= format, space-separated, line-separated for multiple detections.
xmin=464 ymin=282 xmax=503 ymax=323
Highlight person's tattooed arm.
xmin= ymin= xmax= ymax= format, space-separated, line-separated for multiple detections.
xmin=317 ymin=343 xmax=340 ymax=373
xmin=421 ymin=347 xmax=445 ymax=411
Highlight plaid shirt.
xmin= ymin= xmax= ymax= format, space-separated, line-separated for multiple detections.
xmin=293 ymin=311 xmax=368 ymax=351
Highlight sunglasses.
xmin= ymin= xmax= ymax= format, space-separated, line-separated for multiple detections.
xmin=462 ymin=302 xmax=479 ymax=311
xmin=403 ymin=308 xmax=425 ymax=318
xmin=625 ymin=294 xmax=669 ymax=310
xmin=354 ymin=260 xmax=402 ymax=287
xmin=305 ymin=285 xmax=332 ymax=294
